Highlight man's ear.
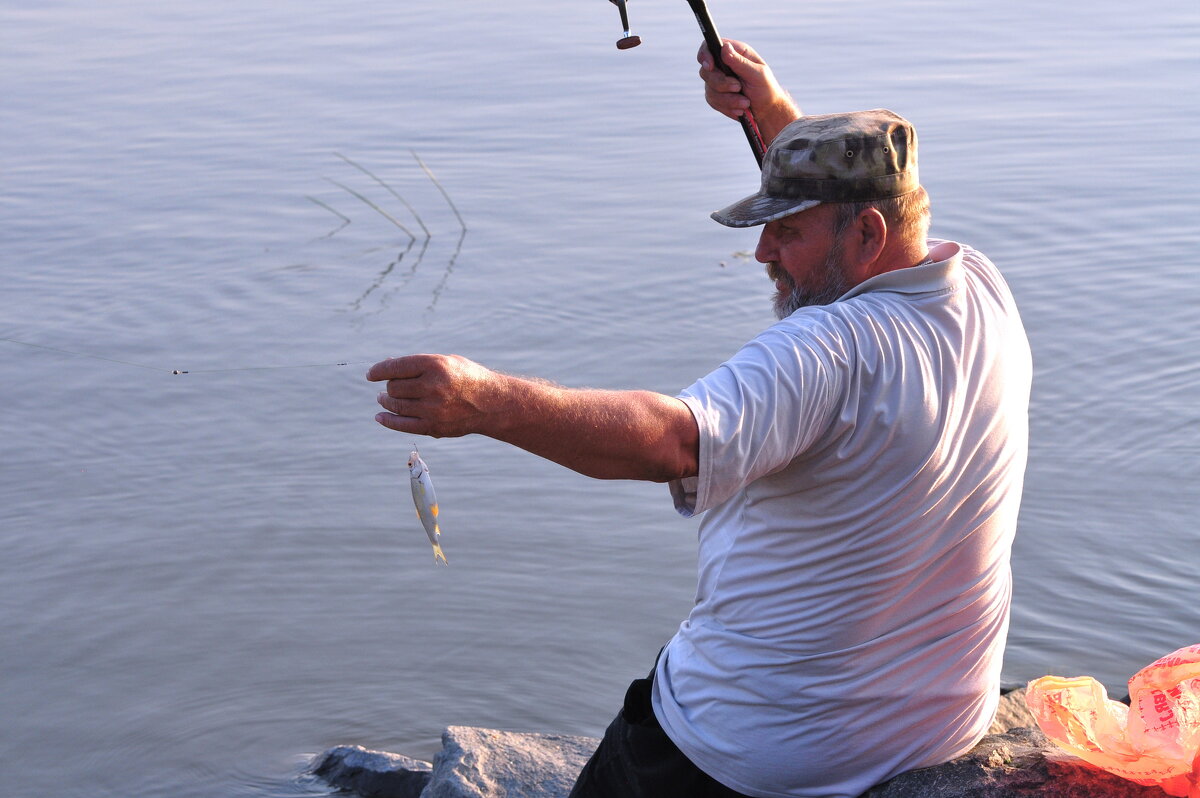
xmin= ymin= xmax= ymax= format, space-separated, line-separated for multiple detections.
xmin=846 ymin=208 xmax=888 ymax=275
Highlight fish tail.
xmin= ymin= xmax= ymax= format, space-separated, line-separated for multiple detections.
xmin=431 ymin=542 xmax=448 ymax=565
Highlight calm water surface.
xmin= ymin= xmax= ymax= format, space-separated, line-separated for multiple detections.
xmin=2 ymin=1 xmax=1197 ymax=795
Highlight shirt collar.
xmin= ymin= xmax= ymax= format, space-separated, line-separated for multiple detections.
xmin=838 ymin=240 xmax=962 ymax=301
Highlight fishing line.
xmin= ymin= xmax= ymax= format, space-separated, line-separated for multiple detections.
xmin=0 ymin=336 xmax=371 ymax=375
xmin=172 ymin=360 xmax=373 ymax=375
xmin=1 ymin=336 xmax=171 ymax=373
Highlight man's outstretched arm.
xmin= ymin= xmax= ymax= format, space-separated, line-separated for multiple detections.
xmin=368 ymin=354 xmax=699 ymax=483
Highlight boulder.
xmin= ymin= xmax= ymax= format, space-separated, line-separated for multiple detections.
xmin=312 ymin=728 xmax=599 ymax=798
xmin=312 ymin=690 xmax=1175 ymax=798
xmin=421 ymin=726 xmax=600 ymax=798
xmin=988 ymin=686 xmax=1038 ymax=735
xmin=863 ymin=689 xmax=1169 ymax=797
xmin=311 ymin=744 xmax=432 ymax=798
xmin=862 ymin=726 xmax=1170 ymax=798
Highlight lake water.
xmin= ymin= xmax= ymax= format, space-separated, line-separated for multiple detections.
xmin=2 ymin=0 xmax=1197 ymax=795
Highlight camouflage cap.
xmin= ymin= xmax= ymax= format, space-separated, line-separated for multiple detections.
xmin=712 ymin=109 xmax=919 ymax=227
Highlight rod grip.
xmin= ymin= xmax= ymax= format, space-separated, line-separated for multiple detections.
xmin=686 ymin=0 xmax=766 ymax=166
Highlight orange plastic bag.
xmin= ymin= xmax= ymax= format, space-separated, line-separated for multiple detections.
xmin=1025 ymin=643 xmax=1200 ymax=797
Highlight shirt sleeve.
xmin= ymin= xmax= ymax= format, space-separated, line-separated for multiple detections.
xmin=669 ymin=318 xmax=848 ymax=516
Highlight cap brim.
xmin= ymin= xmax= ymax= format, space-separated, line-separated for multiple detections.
xmin=711 ymin=192 xmax=822 ymax=228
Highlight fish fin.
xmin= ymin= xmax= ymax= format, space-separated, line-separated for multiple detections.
xmin=431 ymin=542 xmax=448 ymax=565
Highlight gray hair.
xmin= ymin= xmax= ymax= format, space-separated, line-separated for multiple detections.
xmin=830 ymin=186 xmax=932 ymax=243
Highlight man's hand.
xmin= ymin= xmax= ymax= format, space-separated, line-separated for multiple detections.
xmin=697 ymin=39 xmax=800 ymax=145
xmin=369 ymin=353 xmax=502 ymax=438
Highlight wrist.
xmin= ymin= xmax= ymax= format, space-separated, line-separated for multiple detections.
xmin=484 ymin=370 xmax=558 ymax=442
xmin=756 ymin=96 xmax=801 ymax=144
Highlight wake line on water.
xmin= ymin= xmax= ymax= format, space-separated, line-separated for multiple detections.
xmin=316 ymin=151 xmax=468 ymax=315
xmin=3 ymin=152 xmax=468 ymax=376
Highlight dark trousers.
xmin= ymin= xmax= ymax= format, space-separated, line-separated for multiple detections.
xmin=569 ymin=667 xmax=752 ymax=798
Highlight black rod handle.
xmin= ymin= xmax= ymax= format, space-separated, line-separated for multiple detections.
xmin=686 ymin=0 xmax=766 ymax=166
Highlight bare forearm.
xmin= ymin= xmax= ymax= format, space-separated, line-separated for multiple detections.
xmin=754 ymin=94 xmax=801 ymax=145
xmin=485 ymin=375 xmax=698 ymax=482
xmin=368 ymin=354 xmax=698 ymax=482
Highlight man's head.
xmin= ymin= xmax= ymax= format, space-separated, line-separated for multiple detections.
xmin=712 ymin=110 xmax=930 ymax=316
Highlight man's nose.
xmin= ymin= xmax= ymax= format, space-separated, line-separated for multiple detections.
xmin=755 ymin=225 xmax=777 ymax=264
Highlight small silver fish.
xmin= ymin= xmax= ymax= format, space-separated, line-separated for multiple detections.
xmin=408 ymin=449 xmax=447 ymax=565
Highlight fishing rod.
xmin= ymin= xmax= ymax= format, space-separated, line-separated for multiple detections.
xmin=607 ymin=0 xmax=766 ymax=166
xmin=685 ymin=0 xmax=767 ymax=165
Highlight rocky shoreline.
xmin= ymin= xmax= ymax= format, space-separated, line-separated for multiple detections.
xmin=310 ymin=688 xmax=1171 ymax=798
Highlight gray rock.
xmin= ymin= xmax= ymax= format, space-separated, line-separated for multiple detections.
xmin=988 ymin=687 xmax=1038 ymax=735
xmin=862 ymin=726 xmax=1170 ymax=798
xmin=312 ymin=744 xmax=432 ymax=798
xmin=312 ymin=691 xmax=1175 ymax=798
xmin=421 ymin=726 xmax=600 ymax=798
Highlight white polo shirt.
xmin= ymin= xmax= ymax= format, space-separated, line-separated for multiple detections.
xmin=655 ymin=240 xmax=1032 ymax=798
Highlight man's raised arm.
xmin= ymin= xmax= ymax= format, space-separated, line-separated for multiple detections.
xmin=368 ymin=354 xmax=699 ymax=483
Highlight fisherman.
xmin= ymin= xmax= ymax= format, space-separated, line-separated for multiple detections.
xmin=367 ymin=38 xmax=1031 ymax=798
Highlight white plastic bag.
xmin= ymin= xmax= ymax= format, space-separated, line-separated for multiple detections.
xmin=1025 ymin=643 xmax=1200 ymax=797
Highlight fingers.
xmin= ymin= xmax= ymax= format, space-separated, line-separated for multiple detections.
xmin=704 ymin=79 xmax=751 ymax=119
xmin=696 ymin=39 xmax=764 ymax=77
xmin=367 ymin=353 xmax=488 ymax=438
xmin=698 ymin=63 xmax=743 ymax=95
xmin=697 ymin=39 xmax=759 ymax=119
xmin=375 ymin=409 xmax=430 ymax=435
xmin=696 ymin=39 xmax=762 ymax=66
xmin=383 ymin=376 xmax=423 ymax=399
xmin=373 ymin=362 xmax=437 ymax=424
xmin=368 ymin=354 xmax=432 ymax=435
xmin=701 ymin=68 xmax=751 ymax=120
xmin=366 ymin=353 xmax=435 ymax=383
xmin=722 ymin=40 xmax=765 ymax=68
xmin=375 ymin=391 xmax=437 ymax=435
xmin=377 ymin=391 xmax=413 ymax=415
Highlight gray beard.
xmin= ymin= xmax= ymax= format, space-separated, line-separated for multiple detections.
xmin=772 ymin=244 xmax=851 ymax=319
